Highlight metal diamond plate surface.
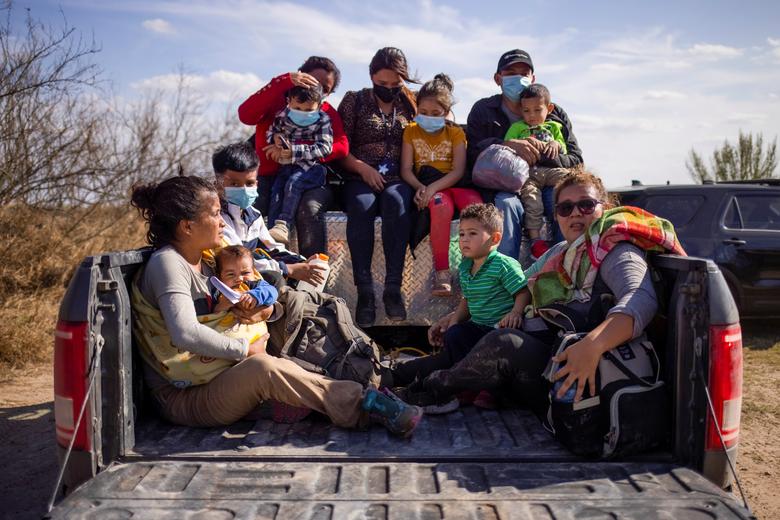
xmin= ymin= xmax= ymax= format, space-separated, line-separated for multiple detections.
xmin=289 ymin=212 xmax=461 ymax=326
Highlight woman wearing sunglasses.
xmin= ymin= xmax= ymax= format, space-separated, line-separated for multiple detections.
xmin=398 ymin=166 xmax=685 ymax=416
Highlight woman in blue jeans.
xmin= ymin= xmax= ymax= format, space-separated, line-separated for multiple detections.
xmin=337 ymin=48 xmax=418 ymax=326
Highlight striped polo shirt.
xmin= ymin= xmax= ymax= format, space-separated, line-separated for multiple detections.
xmin=459 ymin=249 xmax=527 ymax=326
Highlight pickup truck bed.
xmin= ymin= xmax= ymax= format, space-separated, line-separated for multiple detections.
xmin=52 ymin=408 xmax=748 ymax=519
xmin=129 ymin=408 xmax=572 ymax=461
xmin=48 ymin=239 xmax=754 ymax=518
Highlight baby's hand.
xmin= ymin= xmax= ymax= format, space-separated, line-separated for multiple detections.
xmin=238 ymin=293 xmax=257 ymax=310
xmin=544 ymin=141 xmax=561 ymax=160
xmin=213 ymin=296 xmax=233 ymax=313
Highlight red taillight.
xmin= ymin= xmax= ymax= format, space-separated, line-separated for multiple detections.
xmin=706 ymin=323 xmax=742 ymax=451
xmin=53 ymin=320 xmax=91 ymax=451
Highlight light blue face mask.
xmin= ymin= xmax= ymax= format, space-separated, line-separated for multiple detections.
xmin=288 ymin=107 xmax=321 ymax=127
xmin=224 ymin=186 xmax=258 ymax=210
xmin=414 ymin=114 xmax=446 ymax=133
xmin=500 ymin=75 xmax=532 ymax=102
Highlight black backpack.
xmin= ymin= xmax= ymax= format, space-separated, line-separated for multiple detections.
xmin=536 ymin=271 xmax=670 ymax=459
xmin=266 ymin=287 xmax=383 ymax=388
xmin=541 ymin=330 xmax=669 ymax=459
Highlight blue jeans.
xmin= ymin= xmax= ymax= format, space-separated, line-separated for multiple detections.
xmin=256 ymin=175 xmax=274 ymax=216
xmin=343 ymin=180 xmax=414 ymax=289
xmin=494 ymin=192 xmax=525 ymax=259
xmin=268 ymin=164 xmax=326 ymax=225
xmin=541 ymin=187 xmax=564 ymax=243
xmin=390 ymin=320 xmax=495 ymax=386
xmin=256 ymin=175 xmax=334 ymax=257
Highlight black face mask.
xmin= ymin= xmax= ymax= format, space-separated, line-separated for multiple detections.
xmin=372 ymin=84 xmax=402 ymax=103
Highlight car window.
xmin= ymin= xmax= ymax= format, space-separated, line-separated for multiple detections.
xmin=727 ymin=194 xmax=780 ymax=231
xmin=641 ymin=195 xmax=705 ymax=228
xmin=723 ymin=199 xmax=742 ymax=229
xmin=614 ymin=191 xmax=643 ymax=206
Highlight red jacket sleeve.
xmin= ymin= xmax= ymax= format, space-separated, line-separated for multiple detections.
xmin=237 ymin=73 xmax=293 ymax=125
xmin=322 ymin=102 xmax=349 ymax=162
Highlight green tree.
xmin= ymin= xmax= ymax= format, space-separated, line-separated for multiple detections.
xmin=686 ymin=131 xmax=778 ymax=183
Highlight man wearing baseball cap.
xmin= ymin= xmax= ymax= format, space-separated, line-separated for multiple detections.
xmin=465 ymin=49 xmax=583 ymax=259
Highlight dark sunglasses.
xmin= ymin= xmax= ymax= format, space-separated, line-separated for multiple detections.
xmin=555 ymin=198 xmax=603 ymax=217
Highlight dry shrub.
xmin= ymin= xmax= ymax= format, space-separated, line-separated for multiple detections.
xmin=0 ymin=204 xmax=146 ymax=368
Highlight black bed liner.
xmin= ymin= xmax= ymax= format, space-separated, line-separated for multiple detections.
xmin=130 ymin=407 xmax=581 ymax=461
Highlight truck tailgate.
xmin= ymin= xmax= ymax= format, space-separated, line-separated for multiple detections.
xmin=49 ymin=460 xmax=752 ymax=519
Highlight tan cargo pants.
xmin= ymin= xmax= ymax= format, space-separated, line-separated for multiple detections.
xmin=152 ymin=353 xmax=365 ymax=428
xmin=520 ymin=166 xmax=570 ymax=233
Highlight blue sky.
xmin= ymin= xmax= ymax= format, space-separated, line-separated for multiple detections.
xmin=19 ymin=0 xmax=780 ymax=186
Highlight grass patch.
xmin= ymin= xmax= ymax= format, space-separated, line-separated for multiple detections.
xmin=0 ymin=206 xmax=146 ymax=368
xmin=741 ymin=321 xmax=780 ymax=352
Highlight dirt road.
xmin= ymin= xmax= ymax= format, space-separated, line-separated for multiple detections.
xmin=1 ymin=326 xmax=777 ymax=519
xmin=0 ymin=365 xmax=58 ymax=520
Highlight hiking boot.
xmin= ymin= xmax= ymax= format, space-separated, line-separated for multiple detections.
xmin=269 ymin=220 xmax=289 ymax=244
xmin=431 ymin=270 xmax=452 ymax=297
xmin=395 ymin=380 xmax=460 ymax=415
xmin=356 ymin=289 xmax=376 ymax=328
xmin=362 ymin=388 xmax=423 ymax=437
xmin=383 ymin=287 xmax=407 ymax=321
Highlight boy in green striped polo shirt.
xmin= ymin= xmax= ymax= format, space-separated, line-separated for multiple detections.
xmin=390 ymin=204 xmax=528 ymax=406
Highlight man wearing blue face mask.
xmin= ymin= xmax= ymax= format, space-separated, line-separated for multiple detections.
xmin=213 ymin=142 xmax=328 ymax=291
xmin=265 ymin=84 xmax=334 ymax=244
xmin=465 ymin=49 xmax=583 ymax=261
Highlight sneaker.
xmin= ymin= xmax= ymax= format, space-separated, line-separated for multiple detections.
xmin=356 ymin=289 xmax=376 ymax=328
xmin=530 ymin=239 xmax=551 ymax=261
xmin=431 ymin=270 xmax=452 ymax=297
xmin=269 ymin=220 xmax=289 ymax=244
xmin=395 ymin=381 xmax=460 ymax=415
xmin=383 ymin=288 xmax=407 ymax=321
xmin=362 ymin=388 xmax=422 ymax=437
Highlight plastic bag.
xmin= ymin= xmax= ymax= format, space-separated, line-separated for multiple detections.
xmin=472 ymin=144 xmax=529 ymax=192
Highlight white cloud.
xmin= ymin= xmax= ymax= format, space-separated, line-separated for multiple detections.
xmin=91 ymin=2 xmax=780 ymax=188
xmin=142 ymin=18 xmax=175 ymax=35
xmin=723 ymin=112 xmax=767 ymax=125
xmin=132 ymin=70 xmax=263 ymax=103
xmin=688 ymin=43 xmax=742 ymax=59
xmin=644 ymin=90 xmax=686 ymax=100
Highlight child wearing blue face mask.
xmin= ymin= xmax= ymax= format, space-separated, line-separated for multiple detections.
xmin=266 ymin=84 xmax=333 ymax=244
xmin=400 ymin=74 xmax=483 ymax=297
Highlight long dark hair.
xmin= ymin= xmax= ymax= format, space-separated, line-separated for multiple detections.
xmin=417 ymin=73 xmax=455 ymax=112
xmin=131 ymin=176 xmax=217 ymax=249
xmin=369 ymin=47 xmax=419 ymax=114
xmin=300 ymin=56 xmax=341 ymax=94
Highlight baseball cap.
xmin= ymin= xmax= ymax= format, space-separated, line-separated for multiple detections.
xmin=496 ymin=49 xmax=534 ymax=73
